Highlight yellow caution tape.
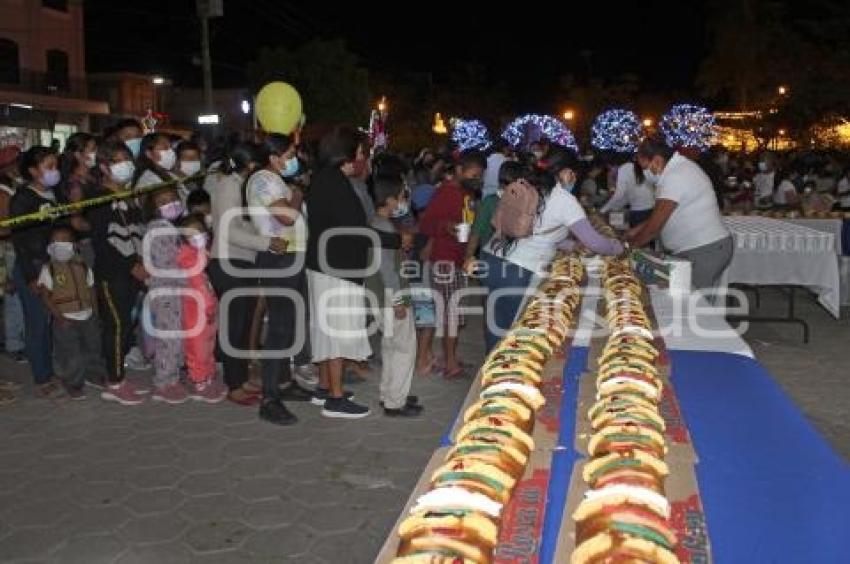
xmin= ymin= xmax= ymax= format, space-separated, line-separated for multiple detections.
xmin=0 ymin=173 xmax=206 ymax=229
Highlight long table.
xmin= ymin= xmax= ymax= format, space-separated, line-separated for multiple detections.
xmin=394 ymin=284 xmax=848 ymax=564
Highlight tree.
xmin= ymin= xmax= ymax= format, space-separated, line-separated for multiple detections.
xmin=247 ymin=39 xmax=371 ymax=126
xmin=698 ymin=0 xmax=850 ymax=143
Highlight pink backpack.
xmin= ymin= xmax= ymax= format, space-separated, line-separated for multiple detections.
xmin=491 ymin=179 xmax=539 ymax=239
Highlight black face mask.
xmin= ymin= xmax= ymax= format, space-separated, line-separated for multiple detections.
xmin=460 ymin=178 xmax=483 ymax=193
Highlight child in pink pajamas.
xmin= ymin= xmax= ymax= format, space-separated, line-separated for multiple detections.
xmin=177 ymin=214 xmax=226 ymax=403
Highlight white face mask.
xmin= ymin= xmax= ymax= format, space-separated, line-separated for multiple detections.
xmin=85 ymin=151 xmax=97 ymax=169
xmin=391 ymin=200 xmax=411 ymax=218
xmin=204 ymin=214 xmax=213 ymax=229
xmin=109 ymin=161 xmax=135 ymax=184
xmin=188 ymin=233 xmax=209 ymax=249
xmin=157 ymin=148 xmax=177 ymax=171
xmin=179 ymin=160 xmax=202 ymax=176
xmin=48 ymin=242 xmax=75 ymax=262
xmin=757 ymin=161 xmax=768 ymax=172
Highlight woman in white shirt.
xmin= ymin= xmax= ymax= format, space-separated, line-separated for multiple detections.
xmin=600 ymin=158 xmax=656 ymax=227
xmin=205 ymin=142 xmax=288 ymax=406
xmin=480 ymin=149 xmax=623 ymax=351
xmin=627 ymin=138 xmax=733 ymax=292
xmin=772 ymin=168 xmax=801 ymax=208
xmin=244 ymin=134 xmax=311 ymax=426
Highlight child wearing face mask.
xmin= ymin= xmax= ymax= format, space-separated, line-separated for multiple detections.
xmin=369 ymin=180 xmax=422 ymax=417
xmin=132 ymin=133 xmax=179 ymax=194
xmin=176 ymin=214 xmax=226 ymax=403
xmin=37 ymin=226 xmax=106 ymax=400
xmin=143 ymin=188 xmax=189 ymax=404
xmin=9 ymin=146 xmax=63 ymax=398
xmin=176 ymin=141 xmax=204 ymax=197
xmin=87 ymin=141 xmax=148 ymax=405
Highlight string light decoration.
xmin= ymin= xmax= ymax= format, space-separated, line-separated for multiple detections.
xmin=659 ymin=104 xmax=716 ymax=151
xmin=591 ymin=109 xmax=643 ymax=153
xmin=451 ymin=118 xmax=492 ymax=151
xmin=502 ymin=114 xmax=578 ymax=151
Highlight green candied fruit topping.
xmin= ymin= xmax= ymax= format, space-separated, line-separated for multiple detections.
xmin=435 ymin=472 xmax=505 ymax=492
xmin=611 ymin=521 xmax=673 ymax=550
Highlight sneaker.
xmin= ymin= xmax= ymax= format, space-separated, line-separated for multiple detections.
xmin=34 ymin=381 xmax=66 ymax=400
xmin=379 ymin=395 xmax=420 ymax=409
xmin=190 ymin=380 xmax=227 ymax=404
xmin=279 ymin=381 xmax=315 ymax=402
xmin=101 ymin=380 xmax=145 ymax=406
xmin=124 ymin=346 xmax=151 ymax=371
xmin=384 ymin=404 xmax=423 ymax=417
xmin=259 ymin=399 xmax=297 ymax=426
xmin=151 ymin=383 xmax=189 ymax=405
xmin=293 ymin=364 xmax=318 ymax=389
xmin=310 ymin=387 xmax=354 ymax=407
xmin=322 ymin=397 xmax=371 ymax=419
xmin=66 ymin=386 xmax=87 ymax=401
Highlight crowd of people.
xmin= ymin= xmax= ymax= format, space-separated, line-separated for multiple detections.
xmin=0 ymin=116 xmax=842 ymax=423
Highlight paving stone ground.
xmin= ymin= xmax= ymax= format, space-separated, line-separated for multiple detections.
xmin=0 ymin=288 xmax=847 ymax=563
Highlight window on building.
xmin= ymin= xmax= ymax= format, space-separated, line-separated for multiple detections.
xmin=0 ymin=38 xmax=20 ymax=84
xmin=45 ymin=49 xmax=69 ymax=92
xmin=42 ymin=0 xmax=68 ymax=12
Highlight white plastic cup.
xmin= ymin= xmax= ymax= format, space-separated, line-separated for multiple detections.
xmin=455 ymin=223 xmax=471 ymax=243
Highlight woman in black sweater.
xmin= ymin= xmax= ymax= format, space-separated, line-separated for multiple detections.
xmin=10 ymin=147 xmax=62 ymax=398
xmin=306 ymin=126 xmax=405 ymax=419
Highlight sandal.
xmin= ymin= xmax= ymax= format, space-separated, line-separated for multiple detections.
xmin=0 ymin=388 xmax=16 ymax=406
xmin=415 ymin=356 xmax=439 ymax=377
xmin=241 ymin=380 xmax=262 ymax=395
xmin=228 ymin=390 xmax=261 ymax=406
xmin=442 ymin=363 xmax=472 ymax=380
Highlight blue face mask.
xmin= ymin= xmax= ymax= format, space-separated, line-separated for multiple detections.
xmin=125 ymin=137 xmax=142 ymax=158
xmin=561 ymin=180 xmax=576 ymax=193
xmin=281 ymin=157 xmax=299 ymax=178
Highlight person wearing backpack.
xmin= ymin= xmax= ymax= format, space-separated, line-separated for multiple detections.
xmin=481 ymin=148 xmax=623 ymax=351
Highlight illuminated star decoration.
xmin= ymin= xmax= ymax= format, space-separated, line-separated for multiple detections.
xmin=591 ymin=109 xmax=643 ymax=153
xmin=451 ymin=119 xmax=492 ymax=152
xmin=502 ymin=114 xmax=578 ymax=151
xmin=659 ymin=104 xmax=716 ymax=151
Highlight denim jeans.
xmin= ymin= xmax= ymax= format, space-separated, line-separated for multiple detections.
xmin=480 ymin=252 xmax=534 ymax=352
xmin=13 ymin=265 xmax=53 ymax=384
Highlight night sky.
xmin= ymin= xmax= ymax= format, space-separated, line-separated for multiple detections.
xmin=84 ymin=0 xmax=710 ymax=109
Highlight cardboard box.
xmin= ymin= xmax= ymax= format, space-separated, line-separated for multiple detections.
xmin=554 ymin=461 xmax=713 ymax=564
xmin=374 ymin=448 xmax=560 ymax=564
xmin=574 ymin=371 xmax=699 ymax=465
xmin=446 ymin=347 xmax=569 ymax=451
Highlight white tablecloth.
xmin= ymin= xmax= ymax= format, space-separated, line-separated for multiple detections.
xmin=722 ymin=217 xmax=841 ymax=318
xmin=782 ymin=218 xmax=843 ymax=255
xmin=574 ymin=274 xmax=753 ymax=357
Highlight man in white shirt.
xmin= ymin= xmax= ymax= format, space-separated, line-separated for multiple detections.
xmin=626 ymin=139 xmax=733 ymax=292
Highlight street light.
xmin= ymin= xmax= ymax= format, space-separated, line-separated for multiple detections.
xmin=377 ymin=96 xmax=388 ymax=113
xmin=778 ymin=85 xmax=788 ymax=96
xmin=563 ymin=109 xmax=575 ymax=121
xmin=241 ymin=100 xmax=251 ymax=115
xmin=778 ymin=128 xmax=787 ymax=136
xmin=642 ymin=117 xmax=653 ymax=128
xmin=152 ymin=76 xmax=165 ymax=85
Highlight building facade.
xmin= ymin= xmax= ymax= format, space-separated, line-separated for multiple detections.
xmin=0 ymin=0 xmax=108 ymax=149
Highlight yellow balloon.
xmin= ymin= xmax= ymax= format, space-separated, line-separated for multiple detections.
xmin=255 ymin=82 xmax=303 ymax=134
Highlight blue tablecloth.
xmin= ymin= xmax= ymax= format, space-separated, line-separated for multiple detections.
xmin=540 ymin=348 xmax=850 ymax=564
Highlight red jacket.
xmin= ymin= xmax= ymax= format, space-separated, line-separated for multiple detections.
xmin=418 ymin=181 xmax=467 ymax=265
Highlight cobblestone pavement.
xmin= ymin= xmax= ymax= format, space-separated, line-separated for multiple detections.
xmin=0 ymin=289 xmax=847 ymax=563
